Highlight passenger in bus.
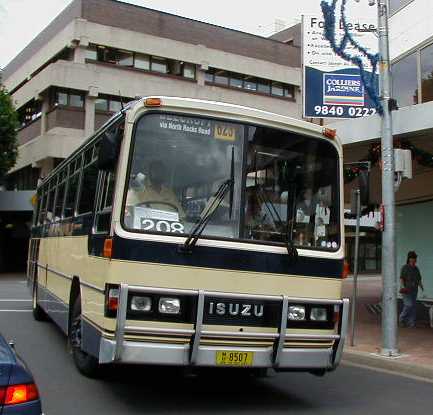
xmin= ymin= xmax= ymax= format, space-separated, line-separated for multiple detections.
xmin=126 ymin=160 xmax=185 ymax=218
xmin=296 ymin=188 xmax=317 ymax=220
xmin=295 ymin=188 xmax=318 ymax=246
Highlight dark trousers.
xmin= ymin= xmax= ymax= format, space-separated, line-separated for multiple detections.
xmin=399 ymin=289 xmax=418 ymax=327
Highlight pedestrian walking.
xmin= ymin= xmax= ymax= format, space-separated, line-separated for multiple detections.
xmin=399 ymin=251 xmax=424 ymax=328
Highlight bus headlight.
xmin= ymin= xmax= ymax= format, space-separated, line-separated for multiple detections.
xmin=158 ymin=297 xmax=181 ymax=314
xmin=131 ymin=296 xmax=152 ymax=312
xmin=310 ymin=307 xmax=328 ymax=321
xmin=288 ymin=305 xmax=306 ymax=321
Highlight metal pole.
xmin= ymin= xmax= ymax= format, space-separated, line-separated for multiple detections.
xmin=350 ymin=189 xmax=361 ymax=346
xmin=377 ymin=0 xmax=399 ymax=356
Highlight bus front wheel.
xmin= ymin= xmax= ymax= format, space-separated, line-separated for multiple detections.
xmin=70 ymin=296 xmax=101 ymax=377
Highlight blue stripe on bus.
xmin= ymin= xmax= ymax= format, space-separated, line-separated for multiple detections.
xmin=110 ymin=235 xmax=344 ymax=278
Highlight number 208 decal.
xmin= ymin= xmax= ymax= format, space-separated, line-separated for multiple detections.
xmin=140 ymin=219 xmax=185 ymax=233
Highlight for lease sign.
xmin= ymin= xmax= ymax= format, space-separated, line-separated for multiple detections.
xmin=302 ymin=5 xmax=378 ymax=119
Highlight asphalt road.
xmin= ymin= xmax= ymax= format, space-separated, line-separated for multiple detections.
xmin=1 ymin=274 xmax=432 ymax=415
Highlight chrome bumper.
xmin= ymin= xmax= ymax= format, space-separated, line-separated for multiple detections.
xmin=98 ymin=284 xmax=350 ymax=370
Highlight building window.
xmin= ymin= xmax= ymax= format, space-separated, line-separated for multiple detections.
xmin=244 ymin=76 xmax=257 ymax=91
xmin=86 ymin=45 xmax=97 ymax=61
xmin=271 ymin=82 xmax=284 ymax=97
xmin=17 ymin=100 xmax=42 ymax=128
xmin=205 ymin=71 xmax=214 ymax=83
xmin=96 ymin=46 xmax=117 ymax=64
xmin=257 ymin=80 xmax=271 ymax=94
xmin=118 ymin=49 xmax=134 ymax=67
xmin=52 ymin=89 xmax=85 ymax=109
xmin=57 ymin=92 xmax=68 ymax=106
xmin=392 ymin=52 xmax=419 ymax=108
xmin=5 ymin=165 xmax=40 ymax=190
xmin=389 ymin=0 xmax=413 ymax=15
xmin=214 ymin=70 xmax=229 ymax=85
xmin=95 ymin=98 xmax=109 ymax=112
xmin=284 ymin=85 xmax=294 ymax=99
xmin=86 ymin=43 xmax=195 ymax=80
xmin=183 ymin=63 xmax=196 ymax=79
xmin=230 ymin=74 xmax=243 ymax=89
xmin=205 ymin=68 xmax=295 ymax=100
xmin=95 ymin=95 xmax=132 ymax=113
xmin=109 ymin=100 xmax=122 ymax=113
xmin=134 ymin=53 xmax=150 ymax=70
xmin=70 ymin=93 xmax=84 ymax=108
xmin=421 ymin=43 xmax=433 ymax=103
xmin=151 ymin=56 xmax=168 ymax=73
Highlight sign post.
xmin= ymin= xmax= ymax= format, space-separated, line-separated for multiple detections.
xmin=377 ymin=0 xmax=399 ymax=357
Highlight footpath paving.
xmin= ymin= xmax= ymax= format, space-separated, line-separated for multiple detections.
xmin=342 ymin=275 xmax=433 ymax=381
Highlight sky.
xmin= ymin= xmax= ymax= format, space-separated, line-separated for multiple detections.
xmin=0 ymin=0 xmax=325 ymax=69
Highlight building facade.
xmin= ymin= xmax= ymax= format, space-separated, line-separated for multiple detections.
xmin=0 ymin=0 xmax=303 ymax=271
xmin=2 ymin=0 xmax=302 ymax=187
xmin=335 ymin=0 xmax=433 ymax=285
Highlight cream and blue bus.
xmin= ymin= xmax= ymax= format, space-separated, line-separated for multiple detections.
xmin=28 ymin=96 xmax=349 ymax=377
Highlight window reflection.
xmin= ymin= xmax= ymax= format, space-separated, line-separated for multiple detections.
xmin=124 ymin=114 xmax=340 ymax=251
xmin=389 ymin=0 xmax=413 ymax=15
xmin=421 ymin=43 xmax=433 ymax=103
xmin=392 ymin=52 xmax=418 ymax=107
xmin=244 ymin=128 xmax=340 ymax=249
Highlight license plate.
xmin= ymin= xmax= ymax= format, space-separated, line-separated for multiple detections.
xmin=216 ymin=351 xmax=254 ymax=366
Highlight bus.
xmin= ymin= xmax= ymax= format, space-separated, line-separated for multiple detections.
xmin=28 ymin=96 xmax=349 ymax=377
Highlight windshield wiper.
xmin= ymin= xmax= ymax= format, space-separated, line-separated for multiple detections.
xmin=284 ymin=183 xmax=298 ymax=263
xmin=180 ymin=147 xmax=234 ymax=253
xmin=253 ymin=150 xmax=298 ymax=262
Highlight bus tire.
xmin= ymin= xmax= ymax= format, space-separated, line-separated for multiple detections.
xmin=70 ymin=296 xmax=101 ymax=378
xmin=32 ymin=281 xmax=48 ymax=321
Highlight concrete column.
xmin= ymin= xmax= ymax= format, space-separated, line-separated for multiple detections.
xmin=40 ymin=98 xmax=49 ymax=135
xmin=37 ymin=158 xmax=55 ymax=179
xmin=74 ymin=46 xmax=87 ymax=64
xmin=196 ymin=69 xmax=206 ymax=87
xmin=197 ymin=60 xmax=209 ymax=87
xmin=84 ymin=95 xmax=96 ymax=137
xmin=74 ymin=35 xmax=90 ymax=64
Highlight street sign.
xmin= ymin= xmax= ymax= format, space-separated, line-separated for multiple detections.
xmin=302 ymin=6 xmax=378 ymax=119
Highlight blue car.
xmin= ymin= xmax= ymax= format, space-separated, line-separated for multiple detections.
xmin=0 ymin=334 xmax=42 ymax=414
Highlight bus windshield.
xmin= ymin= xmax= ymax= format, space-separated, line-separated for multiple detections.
xmin=123 ymin=113 xmax=340 ymax=251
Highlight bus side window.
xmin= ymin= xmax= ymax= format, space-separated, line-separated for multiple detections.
xmin=64 ymin=156 xmax=83 ymax=218
xmin=38 ymin=190 xmax=47 ymax=225
xmin=78 ymin=149 xmax=99 ymax=215
xmin=46 ymin=180 xmax=56 ymax=223
xmin=55 ymin=178 xmax=66 ymax=219
xmin=95 ymin=171 xmax=115 ymax=233
xmin=34 ymin=191 xmax=42 ymax=226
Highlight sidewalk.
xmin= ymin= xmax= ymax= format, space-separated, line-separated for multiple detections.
xmin=342 ymin=275 xmax=433 ymax=381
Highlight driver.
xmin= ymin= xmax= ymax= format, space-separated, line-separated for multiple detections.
xmin=127 ymin=160 xmax=185 ymax=218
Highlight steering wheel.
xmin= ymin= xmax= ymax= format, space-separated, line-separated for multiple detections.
xmin=136 ymin=201 xmax=179 ymax=212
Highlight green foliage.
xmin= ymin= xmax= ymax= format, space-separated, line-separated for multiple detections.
xmin=0 ymin=84 xmax=19 ymax=181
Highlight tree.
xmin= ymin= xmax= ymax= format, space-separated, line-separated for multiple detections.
xmin=0 ymin=83 xmax=18 ymax=183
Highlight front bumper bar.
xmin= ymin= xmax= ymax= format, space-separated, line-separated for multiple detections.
xmin=98 ymin=284 xmax=349 ymax=370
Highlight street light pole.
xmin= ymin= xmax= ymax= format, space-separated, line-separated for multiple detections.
xmin=377 ymin=0 xmax=399 ymax=356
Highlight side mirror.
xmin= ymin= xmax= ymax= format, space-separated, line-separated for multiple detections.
xmin=97 ymin=125 xmax=123 ymax=171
